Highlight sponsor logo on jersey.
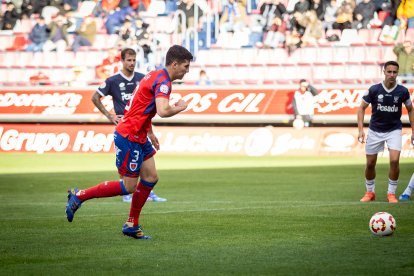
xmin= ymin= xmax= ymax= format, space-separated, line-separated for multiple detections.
xmin=160 ymin=84 xmax=169 ymax=94
xmin=119 ymin=82 xmax=126 ymax=91
xmin=377 ymin=103 xmax=398 ymax=112
xmin=378 ymin=94 xmax=384 ymax=103
xmin=99 ymin=82 xmax=106 ymax=89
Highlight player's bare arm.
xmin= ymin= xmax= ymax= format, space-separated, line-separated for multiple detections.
xmin=155 ymin=97 xmax=187 ymax=118
xmin=357 ymin=101 xmax=369 ymax=143
xmin=91 ymin=92 xmax=119 ymax=125
xmin=148 ymin=125 xmax=160 ymax=150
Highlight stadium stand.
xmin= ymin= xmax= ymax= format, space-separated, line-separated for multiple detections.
xmin=0 ymin=0 xmax=411 ymax=86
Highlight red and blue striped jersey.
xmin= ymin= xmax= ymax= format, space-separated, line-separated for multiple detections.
xmin=115 ymin=68 xmax=171 ymax=143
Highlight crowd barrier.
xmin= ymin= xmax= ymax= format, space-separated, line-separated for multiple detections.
xmin=1 ymin=124 xmax=413 ymax=157
xmin=1 ymin=85 xmax=413 ymax=124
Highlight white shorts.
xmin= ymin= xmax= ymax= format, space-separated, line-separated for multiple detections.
xmin=365 ymin=128 xmax=402 ymax=155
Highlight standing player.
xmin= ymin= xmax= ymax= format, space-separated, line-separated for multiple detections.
xmin=92 ymin=47 xmax=167 ymax=203
xmin=357 ymin=60 xmax=414 ymax=203
xmin=66 ymin=45 xmax=193 ymax=239
xmin=399 ymin=173 xmax=414 ymax=201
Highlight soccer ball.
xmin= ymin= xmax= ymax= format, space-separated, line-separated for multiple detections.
xmin=369 ymin=212 xmax=396 ymax=236
xmin=293 ymin=118 xmax=305 ymax=129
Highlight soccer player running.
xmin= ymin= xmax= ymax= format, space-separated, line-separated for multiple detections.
xmin=66 ymin=45 xmax=193 ymax=239
xmin=91 ymin=47 xmax=166 ymax=203
xmin=357 ymin=60 xmax=414 ymax=203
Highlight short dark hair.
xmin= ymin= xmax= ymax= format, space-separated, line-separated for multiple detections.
xmin=165 ymin=45 xmax=193 ymax=66
xmin=121 ymin=48 xmax=136 ymax=60
xmin=383 ymin=60 xmax=399 ymax=70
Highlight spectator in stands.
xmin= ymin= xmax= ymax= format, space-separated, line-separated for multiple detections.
xmin=352 ymin=0 xmax=376 ymax=30
xmin=68 ymin=66 xmax=88 ymax=87
xmin=263 ymin=16 xmax=287 ymax=48
xmin=292 ymin=79 xmax=318 ymax=128
xmin=195 ymin=69 xmax=212 ymax=85
xmin=104 ymin=6 xmax=135 ymax=34
xmin=301 ymin=10 xmax=323 ymax=46
xmin=219 ymin=0 xmax=247 ymax=33
xmin=32 ymin=0 xmax=49 ymax=15
xmin=310 ymin=0 xmax=325 ymax=21
xmin=63 ymin=0 xmax=80 ymax=13
xmin=393 ymin=41 xmax=414 ymax=83
xmin=26 ymin=16 xmax=48 ymax=52
xmin=177 ymin=0 xmax=204 ymax=31
xmin=20 ymin=0 xmax=34 ymax=19
xmin=43 ymin=13 xmax=72 ymax=53
xmin=259 ymin=0 xmax=287 ymax=33
xmin=48 ymin=0 xmax=66 ymax=14
xmin=29 ymin=71 xmax=51 ymax=85
xmin=288 ymin=0 xmax=310 ymax=33
xmin=332 ymin=0 xmax=355 ymax=31
xmin=117 ymin=18 xmax=134 ymax=46
xmin=323 ymin=0 xmax=338 ymax=31
xmin=71 ymin=16 xmax=97 ymax=52
xmin=1 ymin=2 xmax=19 ymax=30
xmin=95 ymin=48 xmax=121 ymax=80
xmin=395 ymin=0 xmax=414 ymax=29
xmin=134 ymin=17 xmax=154 ymax=68
xmin=130 ymin=0 xmax=149 ymax=12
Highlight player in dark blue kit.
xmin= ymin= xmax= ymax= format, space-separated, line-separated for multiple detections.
xmin=357 ymin=60 xmax=414 ymax=203
xmin=91 ymin=47 xmax=167 ymax=203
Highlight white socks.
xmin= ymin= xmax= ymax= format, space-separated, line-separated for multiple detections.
xmin=387 ymin=179 xmax=398 ymax=194
xmin=365 ymin=179 xmax=375 ymax=192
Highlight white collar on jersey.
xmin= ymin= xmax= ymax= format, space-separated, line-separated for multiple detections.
xmin=119 ymin=71 xmax=134 ymax=82
xmin=381 ymin=81 xmax=397 ymax=93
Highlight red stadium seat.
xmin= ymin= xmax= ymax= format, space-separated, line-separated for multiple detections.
xmin=5 ymin=34 xmax=28 ymax=51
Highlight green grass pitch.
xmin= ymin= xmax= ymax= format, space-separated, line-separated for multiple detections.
xmin=0 ymin=153 xmax=413 ymax=275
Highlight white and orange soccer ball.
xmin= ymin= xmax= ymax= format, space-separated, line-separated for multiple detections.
xmin=369 ymin=212 xmax=396 ymax=236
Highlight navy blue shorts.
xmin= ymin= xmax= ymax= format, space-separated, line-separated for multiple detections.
xmin=114 ymin=131 xmax=156 ymax=177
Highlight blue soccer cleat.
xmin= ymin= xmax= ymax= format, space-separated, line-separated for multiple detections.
xmin=66 ymin=188 xmax=82 ymax=222
xmin=399 ymin=194 xmax=411 ymax=201
xmin=147 ymin=191 xmax=167 ymax=202
xmin=122 ymin=224 xmax=151 ymax=239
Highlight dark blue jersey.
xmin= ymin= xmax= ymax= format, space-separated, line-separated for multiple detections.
xmin=97 ymin=71 xmax=145 ymax=115
xmin=362 ymin=82 xmax=411 ymax=132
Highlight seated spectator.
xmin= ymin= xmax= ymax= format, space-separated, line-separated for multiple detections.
xmin=20 ymin=0 xmax=35 ymax=19
xmin=104 ymin=6 xmax=135 ymax=34
xmin=263 ymin=17 xmax=287 ymax=48
xmin=71 ymin=16 xmax=97 ymax=52
xmin=177 ymin=0 xmax=204 ymax=31
xmin=395 ymin=0 xmax=414 ymax=29
xmin=30 ymin=71 xmax=51 ymax=85
xmin=196 ymin=69 xmax=212 ymax=85
xmin=310 ymin=0 xmax=325 ymax=21
xmin=352 ymin=0 xmax=376 ymax=30
xmin=26 ymin=16 xmax=48 ymax=52
xmin=323 ymin=0 xmax=338 ymax=31
xmin=63 ymin=0 xmax=80 ymax=14
xmin=43 ymin=13 xmax=72 ymax=53
xmin=117 ymin=18 xmax=134 ymax=47
xmin=33 ymin=0 xmax=49 ymax=15
xmin=332 ymin=0 xmax=355 ymax=31
xmin=219 ymin=0 xmax=247 ymax=33
xmin=393 ymin=41 xmax=414 ymax=83
xmin=1 ymin=2 xmax=19 ymax=30
xmin=95 ymin=48 xmax=121 ymax=80
xmin=301 ymin=10 xmax=323 ymax=46
xmin=259 ymin=0 xmax=287 ymax=33
xmin=288 ymin=0 xmax=310 ymax=33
